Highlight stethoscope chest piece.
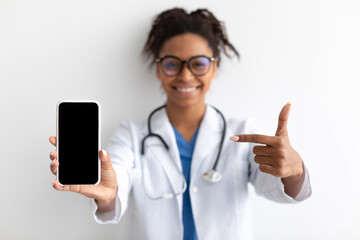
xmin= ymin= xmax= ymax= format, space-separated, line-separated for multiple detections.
xmin=203 ymin=169 xmax=222 ymax=183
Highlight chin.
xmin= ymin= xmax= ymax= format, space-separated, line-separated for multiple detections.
xmin=168 ymin=98 xmax=204 ymax=109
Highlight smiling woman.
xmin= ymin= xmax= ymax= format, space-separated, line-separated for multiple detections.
xmin=143 ymin=8 xmax=240 ymax=142
xmin=48 ymin=7 xmax=312 ymax=240
xmin=156 ymin=34 xmax=217 ymax=117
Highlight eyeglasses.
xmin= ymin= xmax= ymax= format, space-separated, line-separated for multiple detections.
xmin=156 ymin=55 xmax=216 ymax=77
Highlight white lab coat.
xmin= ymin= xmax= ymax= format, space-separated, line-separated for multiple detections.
xmin=92 ymin=105 xmax=311 ymax=240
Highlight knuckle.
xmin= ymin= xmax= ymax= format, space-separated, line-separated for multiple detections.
xmin=274 ymin=137 xmax=281 ymax=146
xmin=275 ymin=158 xmax=284 ymax=168
xmin=274 ymin=165 xmax=285 ymax=176
xmin=49 ymin=150 xmax=57 ymax=159
xmin=278 ymin=161 xmax=284 ymax=169
xmin=50 ymin=161 xmax=58 ymax=175
xmin=278 ymin=137 xmax=287 ymax=146
xmin=276 ymin=127 xmax=285 ymax=136
xmin=278 ymin=149 xmax=286 ymax=159
xmin=253 ymin=135 xmax=261 ymax=143
xmin=259 ymin=164 xmax=269 ymax=173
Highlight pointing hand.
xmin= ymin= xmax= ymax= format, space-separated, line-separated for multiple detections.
xmin=230 ymin=103 xmax=303 ymax=179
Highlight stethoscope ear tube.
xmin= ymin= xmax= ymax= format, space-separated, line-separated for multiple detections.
xmin=141 ymin=104 xmax=168 ymax=155
xmin=141 ymin=133 xmax=169 ymax=155
xmin=209 ymin=105 xmax=226 ymax=171
xmin=201 ymin=106 xmax=226 ymax=183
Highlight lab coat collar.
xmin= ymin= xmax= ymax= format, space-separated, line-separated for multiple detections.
xmin=141 ymin=104 xmax=222 ymax=135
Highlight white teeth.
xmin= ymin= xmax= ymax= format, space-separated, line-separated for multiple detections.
xmin=176 ymin=87 xmax=196 ymax=92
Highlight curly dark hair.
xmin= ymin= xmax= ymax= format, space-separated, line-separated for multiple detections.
xmin=143 ymin=8 xmax=240 ymax=66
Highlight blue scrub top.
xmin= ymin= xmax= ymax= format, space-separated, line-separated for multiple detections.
xmin=172 ymin=125 xmax=199 ymax=240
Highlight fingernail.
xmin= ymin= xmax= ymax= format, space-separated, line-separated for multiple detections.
xmin=230 ymin=136 xmax=239 ymax=141
xmin=51 ymin=160 xmax=55 ymax=166
xmin=101 ymin=150 xmax=107 ymax=157
xmin=52 ymin=179 xmax=56 ymax=186
xmin=287 ymin=101 xmax=292 ymax=107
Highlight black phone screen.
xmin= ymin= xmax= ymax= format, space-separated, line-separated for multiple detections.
xmin=57 ymin=102 xmax=99 ymax=185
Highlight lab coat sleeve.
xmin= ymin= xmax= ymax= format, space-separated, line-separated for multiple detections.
xmin=92 ymin=121 xmax=136 ymax=224
xmin=246 ymin=119 xmax=312 ymax=203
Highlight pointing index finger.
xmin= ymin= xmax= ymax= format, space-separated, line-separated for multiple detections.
xmin=230 ymin=134 xmax=277 ymax=145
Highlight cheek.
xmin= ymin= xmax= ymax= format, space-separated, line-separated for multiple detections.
xmin=159 ymin=77 xmax=174 ymax=92
xmin=200 ymin=78 xmax=212 ymax=92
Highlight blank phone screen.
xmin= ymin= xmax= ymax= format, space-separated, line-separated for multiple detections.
xmin=58 ymin=102 xmax=99 ymax=185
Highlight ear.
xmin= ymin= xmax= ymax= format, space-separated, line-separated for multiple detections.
xmin=210 ymin=58 xmax=218 ymax=79
xmin=155 ymin=62 xmax=161 ymax=80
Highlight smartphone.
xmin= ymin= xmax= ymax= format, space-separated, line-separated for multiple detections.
xmin=56 ymin=100 xmax=101 ymax=185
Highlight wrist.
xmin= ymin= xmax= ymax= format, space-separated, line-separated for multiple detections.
xmin=95 ymin=186 xmax=118 ymax=213
xmin=282 ymin=161 xmax=304 ymax=182
xmin=281 ymin=161 xmax=305 ymax=198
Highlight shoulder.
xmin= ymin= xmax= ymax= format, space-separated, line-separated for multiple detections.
xmin=112 ymin=119 xmax=145 ymax=138
xmin=118 ymin=119 xmax=144 ymax=131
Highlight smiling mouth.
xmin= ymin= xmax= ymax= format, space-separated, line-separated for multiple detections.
xmin=172 ymin=86 xmax=201 ymax=92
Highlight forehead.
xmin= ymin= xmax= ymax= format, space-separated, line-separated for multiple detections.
xmin=158 ymin=33 xmax=213 ymax=59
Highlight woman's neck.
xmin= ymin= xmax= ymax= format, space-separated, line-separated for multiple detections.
xmin=166 ymin=101 xmax=206 ymax=142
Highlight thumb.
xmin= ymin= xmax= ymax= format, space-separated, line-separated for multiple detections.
xmin=99 ymin=150 xmax=113 ymax=169
xmin=276 ymin=102 xmax=291 ymax=136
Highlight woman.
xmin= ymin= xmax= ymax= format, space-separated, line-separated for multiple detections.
xmin=49 ymin=8 xmax=311 ymax=240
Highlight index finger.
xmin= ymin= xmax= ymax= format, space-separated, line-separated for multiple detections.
xmin=230 ymin=134 xmax=277 ymax=145
xmin=49 ymin=136 xmax=56 ymax=146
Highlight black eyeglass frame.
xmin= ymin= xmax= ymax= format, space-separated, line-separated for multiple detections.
xmin=155 ymin=55 xmax=216 ymax=77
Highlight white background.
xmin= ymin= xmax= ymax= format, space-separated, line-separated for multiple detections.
xmin=0 ymin=0 xmax=359 ymax=239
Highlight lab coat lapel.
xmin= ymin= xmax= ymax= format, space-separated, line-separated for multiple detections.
xmin=191 ymin=106 xmax=223 ymax=182
xmin=141 ymin=107 xmax=183 ymax=212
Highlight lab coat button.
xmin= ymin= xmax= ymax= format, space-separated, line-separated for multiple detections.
xmin=192 ymin=186 xmax=198 ymax=193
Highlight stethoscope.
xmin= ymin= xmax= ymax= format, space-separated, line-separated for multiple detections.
xmin=140 ymin=104 xmax=226 ymax=200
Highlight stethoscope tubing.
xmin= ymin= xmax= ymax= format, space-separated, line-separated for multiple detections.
xmin=140 ymin=104 xmax=226 ymax=199
xmin=209 ymin=106 xmax=226 ymax=171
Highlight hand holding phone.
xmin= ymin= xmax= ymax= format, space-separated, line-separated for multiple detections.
xmin=49 ymin=137 xmax=118 ymax=211
xmin=49 ymin=101 xmax=117 ymax=211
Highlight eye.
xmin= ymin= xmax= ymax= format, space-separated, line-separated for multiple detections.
xmin=191 ymin=58 xmax=209 ymax=69
xmin=163 ymin=58 xmax=180 ymax=69
xmin=165 ymin=62 xmax=176 ymax=68
xmin=194 ymin=61 xmax=207 ymax=67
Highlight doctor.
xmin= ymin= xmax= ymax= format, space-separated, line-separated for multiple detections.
xmin=49 ymin=8 xmax=311 ymax=240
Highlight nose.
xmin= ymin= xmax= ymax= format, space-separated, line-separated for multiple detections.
xmin=178 ymin=64 xmax=194 ymax=81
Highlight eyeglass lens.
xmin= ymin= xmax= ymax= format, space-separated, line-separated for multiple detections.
xmin=161 ymin=56 xmax=211 ymax=76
